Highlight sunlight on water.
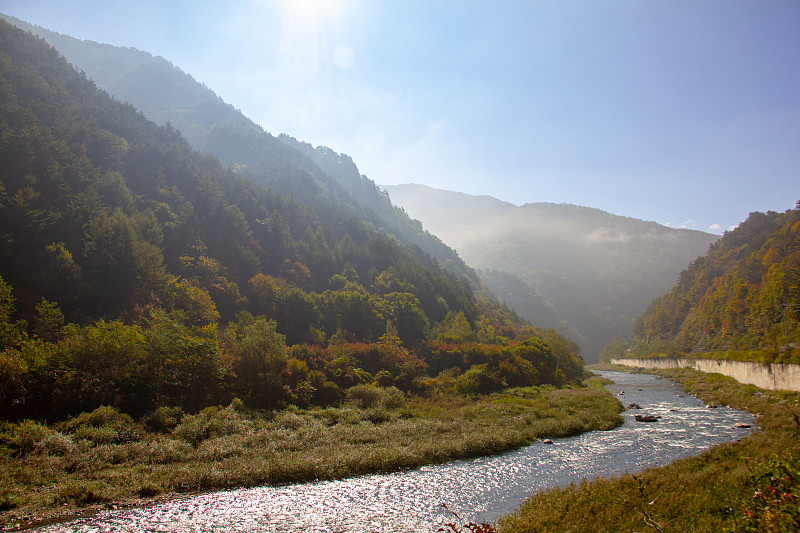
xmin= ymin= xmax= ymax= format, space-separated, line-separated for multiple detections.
xmin=35 ymin=372 xmax=754 ymax=532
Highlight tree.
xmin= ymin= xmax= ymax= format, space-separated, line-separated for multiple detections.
xmin=32 ymin=299 xmax=65 ymax=342
xmin=381 ymin=292 xmax=430 ymax=347
xmin=144 ymin=309 xmax=222 ymax=412
xmin=0 ymin=276 xmax=26 ymax=349
xmin=53 ymin=320 xmax=147 ymax=416
xmin=163 ymin=279 xmax=220 ymax=327
xmin=233 ymin=317 xmax=287 ymax=408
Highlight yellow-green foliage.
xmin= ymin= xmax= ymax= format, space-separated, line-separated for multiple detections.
xmin=632 ymin=206 xmax=800 ymax=359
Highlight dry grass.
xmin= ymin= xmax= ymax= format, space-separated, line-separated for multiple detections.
xmin=0 ymin=384 xmax=623 ymax=529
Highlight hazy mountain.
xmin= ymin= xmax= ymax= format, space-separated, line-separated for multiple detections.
xmin=0 ymin=14 xmax=476 ymax=284
xmin=476 ymin=269 xmax=574 ymax=335
xmin=384 ymin=184 xmax=719 ymax=361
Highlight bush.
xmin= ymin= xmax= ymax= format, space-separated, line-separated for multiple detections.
xmin=735 ymin=455 xmax=800 ymax=531
xmin=381 ymin=386 xmax=406 ymax=409
xmin=313 ymin=381 xmax=342 ymax=406
xmin=54 ymin=480 xmax=109 ymax=506
xmin=141 ymin=437 xmax=193 ymax=464
xmin=374 ymin=370 xmax=394 ymax=387
xmin=11 ymin=420 xmax=75 ymax=456
xmin=173 ymin=403 xmax=251 ymax=445
xmin=346 ymin=384 xmax=406 ymax=410
xmin=346 ymin=384 xmax=383 ymax=409
xmin=36 ymin=428 xmax=76 ymax=456
xmin=61 ymin=406 xmax=139 ymax=444
xmin=455 ymin=365 xmax=502 ymax=395
xmin=144 ymin=406 xmax=184 ymax=433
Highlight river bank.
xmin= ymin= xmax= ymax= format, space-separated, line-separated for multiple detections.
xmin=0 ymin=381 xmax=623 ymax=531
xmin=499 ymin=367 xmax=800 ymax=532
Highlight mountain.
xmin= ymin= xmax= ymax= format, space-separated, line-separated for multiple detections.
xmin=0 ymin=14 xmax=475 ymax=285
xmin=384 ymin=184 xmax=719 ymax=361
xmin=0 ymin=18 xmax=479 ymax=342
xmin=623 ymin=205 xmax=800 ymax=360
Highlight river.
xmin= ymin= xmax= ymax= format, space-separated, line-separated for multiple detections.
xmin=33 ymin=371 xmax=755 ymax=532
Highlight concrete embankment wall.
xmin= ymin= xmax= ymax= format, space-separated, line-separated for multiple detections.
xmin=611 ymin=358 xmax=800 ymax=392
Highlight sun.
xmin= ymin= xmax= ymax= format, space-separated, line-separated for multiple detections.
xmin=277 ymin=0 xmax=351 ymax=73
xmin=282 ymin=0 xmax=346 ymax=27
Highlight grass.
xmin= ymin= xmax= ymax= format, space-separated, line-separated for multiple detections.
xmin=0 ymin=382 xmax=623 ymax=529
xmin=498 ymin=367 xmax=800 ymax=533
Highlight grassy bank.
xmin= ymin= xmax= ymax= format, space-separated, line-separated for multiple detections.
xmin=0 ymin=380 xmax=622 ymax=530
xmin=498 ymin=368 xmax=800 ymax=533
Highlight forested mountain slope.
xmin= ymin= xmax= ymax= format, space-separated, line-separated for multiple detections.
xmin=0 ymin=14 xmax=474 ymax=282
xmin=626 ymin=205 xmax=800 ymax=359
xmin=0 ymin=19 xmax=475 ymax=334
xmin=385 ymin=184 xmax=718 ymax=361
xmin=0 ymin=11 xmax=472 ymax=286
xmin=0 ymin=20 xmax=585 ymax=422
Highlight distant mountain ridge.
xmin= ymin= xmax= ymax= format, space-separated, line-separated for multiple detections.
xmin=385 ymin=184 xmax=719 ymax=361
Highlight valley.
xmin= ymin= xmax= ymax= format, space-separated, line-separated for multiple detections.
xmin=0 ymin=7 xmax=798 ymax=533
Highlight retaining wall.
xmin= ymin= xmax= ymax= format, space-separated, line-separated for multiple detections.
xmin=611 ymin=358 xmax=800 ymax=392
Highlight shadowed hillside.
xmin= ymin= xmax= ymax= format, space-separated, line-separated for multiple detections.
xmin=0 ymin=14 xmax=476 ymax=284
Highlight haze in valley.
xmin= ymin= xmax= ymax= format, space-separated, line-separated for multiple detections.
xmin=1 ymin=0 xmax=798 ymax=234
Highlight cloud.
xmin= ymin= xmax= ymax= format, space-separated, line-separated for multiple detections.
xmin=709 ymin=223 xmax=721 ymax=232
xmin=585 ymin=228 xmax=633 ymax=244
xmin=680 ymin=219 xmax=697 ymax=229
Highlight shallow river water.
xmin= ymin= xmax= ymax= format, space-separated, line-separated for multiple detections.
xmin=35 ymin=371 xmax=755 ymax=532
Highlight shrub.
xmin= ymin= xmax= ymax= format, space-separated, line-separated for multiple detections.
xmin=144 ymin=406 xmax=184 ymax=433
xmin=346 ymin=384 xmax=383 ymax=409
xmin=36 ymin=428 xmax=76 ymax=456
xmin=61 ymin=406 xmax=139 ymax=444
xmin=137 ymin=483 xmax=164 ymax=497
xmin=10 ymin=420 xmax=74 ymax=456
xmin=346 ymin=384 xmax=406 ymax=410
xmin=455 ymin=365 xmax=502 ymax=395
xmin=381 ymin=386 xmax=406 ymax=409
xmin=53 ymin=480 xmax=109 ymax=506
xmin=142 ymin=437 xmax=193 ymax=464
xmin=374 ymin=370 xmax=394 ymax=387
xmin=313 ymin=381 xmax=342 ymax=406
xmin=735 ymin=455 xmax=800 ymax=532
xmin=173 ymin=403 xmax=251 ymax=445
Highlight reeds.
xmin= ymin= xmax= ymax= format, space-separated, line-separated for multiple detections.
xmin=0 ymin=384 xmax=623 ymax=527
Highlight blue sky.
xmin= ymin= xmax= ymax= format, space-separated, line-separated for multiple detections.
xmin=2 ymin=0 xmax=798 ymax=233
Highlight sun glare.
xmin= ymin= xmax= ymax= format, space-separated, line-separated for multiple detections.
xmin=282 ymin=0 xmax=346 ymax=26
xmin=277 ymin=0 xmax=352 ymax=75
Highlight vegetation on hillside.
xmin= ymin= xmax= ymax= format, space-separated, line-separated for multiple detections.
xmin=0 ymin=13 xmax=477 ymax=284
xmin=610 ymin=205 xmax=800 ymax=363
xmin=0 ymin=21 xmax=610 ymax=526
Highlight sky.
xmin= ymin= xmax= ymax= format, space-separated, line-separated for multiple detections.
xmin=1 ymin=0 xmax=798 ymax=234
